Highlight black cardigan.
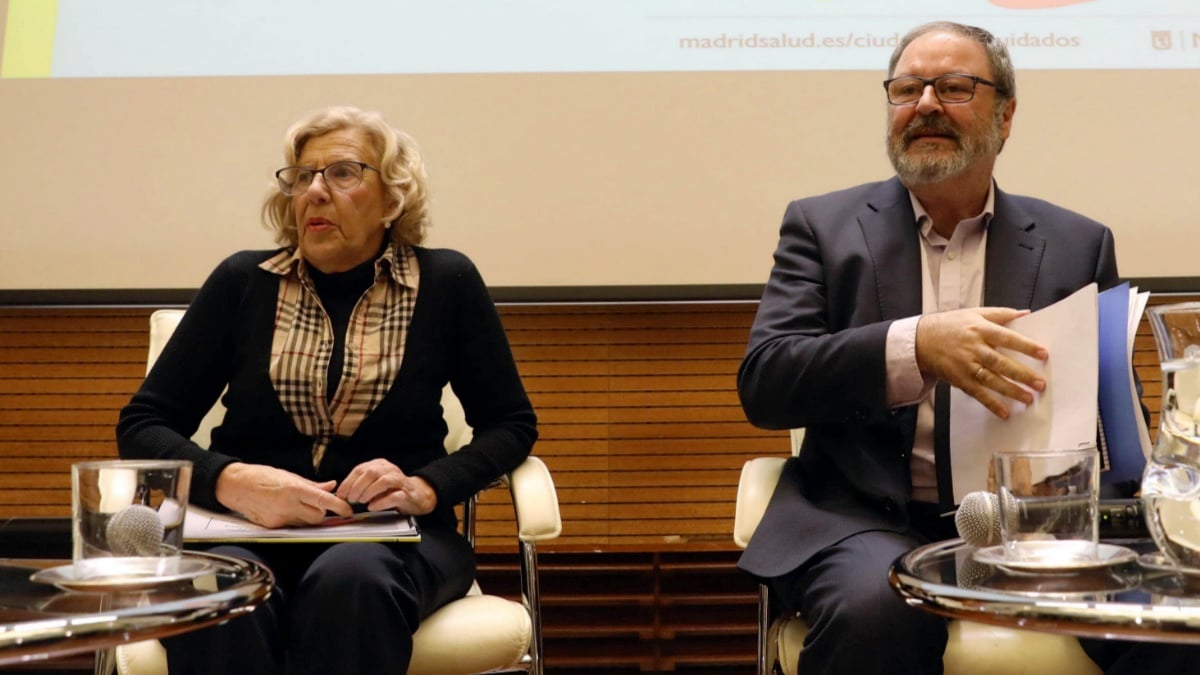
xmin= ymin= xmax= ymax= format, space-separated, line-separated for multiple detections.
xmin=116 ymin=246 xmax=537 ymax=533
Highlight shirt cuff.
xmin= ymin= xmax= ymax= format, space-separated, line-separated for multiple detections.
xmin=886 ymin=315 xmax=933 ymax=407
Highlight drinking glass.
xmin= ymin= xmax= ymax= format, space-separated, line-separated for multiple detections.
xmin=993 ymin=447 xmax=1099 ymax=564
xmin=72 ymin=459 xmax=192 ymax=579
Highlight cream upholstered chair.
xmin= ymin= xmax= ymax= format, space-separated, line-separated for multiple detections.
xmin=733 ymin=430 xmax=1100 ymax=675
xmin=116 ymin=309 xmax=562 ymax=675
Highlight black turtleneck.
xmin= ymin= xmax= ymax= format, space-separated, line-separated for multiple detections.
xmin=308 ymin=257 xmax=377 ymax=404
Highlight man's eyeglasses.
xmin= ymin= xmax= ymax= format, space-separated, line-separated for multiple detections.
xmin=882 ymin=73 xmax=1005 ymax=106
xmin=275 ymin=161 xmax=379 ymax=196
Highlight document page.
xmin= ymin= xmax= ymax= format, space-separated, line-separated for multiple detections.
xmin=949 ymin=284 xmax=1099 ymax=503
xmin=184 ymin=506 xmax=421 ymax=543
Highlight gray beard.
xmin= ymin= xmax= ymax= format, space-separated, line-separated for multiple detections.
xmin=892 ymin=145 xmax=972 ymax=185
xmin=888 ymin=113 xmax=1003 ymax=186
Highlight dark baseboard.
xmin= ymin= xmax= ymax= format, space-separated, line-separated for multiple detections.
xmin=0 ymin=518 xmax=71 ymax=560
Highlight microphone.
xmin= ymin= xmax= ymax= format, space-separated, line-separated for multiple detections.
xmin=954 ymin=491 xmax=1148 ymax=548
xmin=105 ymin=504 xmax=166 ymax=556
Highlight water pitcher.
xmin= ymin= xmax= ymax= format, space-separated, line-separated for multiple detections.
xmin=1142 ymin=302 xmax=1200 ymax=567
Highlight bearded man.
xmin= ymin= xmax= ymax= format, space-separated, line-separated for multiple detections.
xmin=735 ymin=20 xmax=1186 ymax=675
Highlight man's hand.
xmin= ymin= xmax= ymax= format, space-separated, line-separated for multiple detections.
xmin=215 ymin=462 xmax=353 ymax=528
xmin=915 ymin=307 xmax=1049 ymax=419
xmin=336 ymin=458 xmax=438 ymax=516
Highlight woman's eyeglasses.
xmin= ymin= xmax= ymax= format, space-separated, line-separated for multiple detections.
xmin=275 ymin=161 xmax=379 ymax=196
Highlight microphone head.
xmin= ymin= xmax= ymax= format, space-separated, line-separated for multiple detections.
xmin=106 ymin=504 xmax=165 ymax=556
xmin=955 ymin=491 xmax=1002 ymax=548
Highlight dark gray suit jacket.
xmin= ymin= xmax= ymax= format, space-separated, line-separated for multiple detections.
xmin=737 ymin=177 xmax=1119 ymax=579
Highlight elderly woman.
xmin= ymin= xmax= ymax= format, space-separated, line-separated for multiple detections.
xmin=117 ymin=105 xmax=537 ymax=675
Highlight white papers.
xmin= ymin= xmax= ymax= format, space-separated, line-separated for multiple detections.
xmin=183 ymin=506 xmax=421 ymax=543
xmin=949 ymin=284 xmax=1099 ymax=503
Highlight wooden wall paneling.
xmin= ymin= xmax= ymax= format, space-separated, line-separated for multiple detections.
xmin=0 ymin=308 xmax=144 ymax=517
xmin=476 ymin=549 xmax=757 ymax=673
xmin=655 ymin=550 xmax=758 ymax=670
xmin=474 ymin=303 xmax=789 ymax=549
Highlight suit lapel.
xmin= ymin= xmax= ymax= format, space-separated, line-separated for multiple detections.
xmin=860 ymin=178 xmax=922 ymax=320
xmin=984 ymin=187 xmax=1045 ymax=308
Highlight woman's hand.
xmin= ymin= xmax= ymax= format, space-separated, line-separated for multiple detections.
xmin=336 ymin=458 xmax=438 ymax=516
xmin=215 ymin=462 xmax=353 ymax=528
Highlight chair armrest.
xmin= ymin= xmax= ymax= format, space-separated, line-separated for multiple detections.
xmin=148 ymin=309 xmax=186 ymax=374
xmin=733 ymin=457 xmax=787 ymax=549
xmin=505 ymin=456 xmax=562 ymax=542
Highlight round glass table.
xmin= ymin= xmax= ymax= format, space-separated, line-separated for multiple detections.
xmin=889 ymin=539 xmax=1200 ymax=644
xmin=0 ymin=551 xmax=273 ymax=667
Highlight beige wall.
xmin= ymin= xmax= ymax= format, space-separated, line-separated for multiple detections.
xmin=2 ymin=69 xmax=1196 ymax=293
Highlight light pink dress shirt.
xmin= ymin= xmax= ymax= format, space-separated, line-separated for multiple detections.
xmin=885 ymin=185 xmax=995 ymax=503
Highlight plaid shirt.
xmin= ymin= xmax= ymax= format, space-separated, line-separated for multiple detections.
xmin=259 ymin=243 xmax=419 ymax=469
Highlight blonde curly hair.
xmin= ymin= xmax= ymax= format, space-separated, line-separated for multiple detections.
xmin=262 ymin=105 xmax=430 ymax=247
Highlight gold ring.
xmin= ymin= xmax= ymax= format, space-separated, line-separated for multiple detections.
xmin=974 ymin=366 xmax=986 ymax=381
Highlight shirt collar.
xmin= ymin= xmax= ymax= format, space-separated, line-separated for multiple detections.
xmin=259 ymin=241 xmax=417 ymax=290
xmin=910 ymin=181 xmax=996 ymax=242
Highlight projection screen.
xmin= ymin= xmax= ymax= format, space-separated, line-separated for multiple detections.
xmin=2 ymin=0 xmax=1198 ymax=301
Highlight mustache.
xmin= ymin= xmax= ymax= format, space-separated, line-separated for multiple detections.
xmin=903 ymin=116 xmax=960 ymax=144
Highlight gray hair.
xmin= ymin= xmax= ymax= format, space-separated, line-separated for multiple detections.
xmin=888 ymin=21 xmax=1016 ymax=108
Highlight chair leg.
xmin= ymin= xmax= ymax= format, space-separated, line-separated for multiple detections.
xmin=94 ymin=647 xmax=115 ymax=675
xmin=758 ymin=584 xmax=776 ymax=675
xmin=463 ymin=494 xmax=477 ymax=548
xmin=520 ymin=540 xmax=543 ymax=675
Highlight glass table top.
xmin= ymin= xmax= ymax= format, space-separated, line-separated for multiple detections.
xmin=0 ymin=550 xmax=272 ymax=666
xmin=890 ymin=538 xmax=1200 ymax=644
